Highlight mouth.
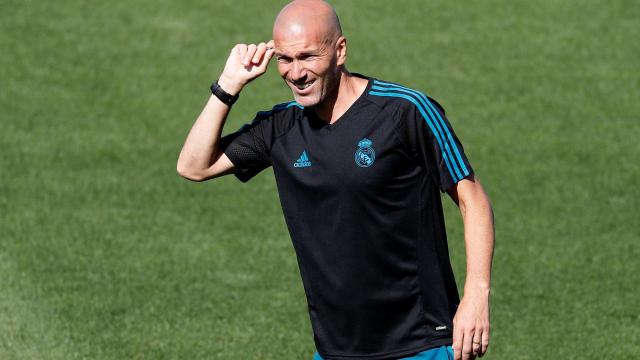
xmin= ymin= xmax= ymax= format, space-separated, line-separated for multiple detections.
xmin=290 ymin=79 xmax=316 ymax=92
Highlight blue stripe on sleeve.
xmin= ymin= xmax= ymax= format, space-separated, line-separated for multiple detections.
xmin=257 ymin=101 xmax=303 ymax=117
xmin=372 ymin=80 xmax=470 ymax=178
xmin=370 ymin=85 xmax=462 ymax=180
xmin=368 ymin=89 xmax=460 ymax=182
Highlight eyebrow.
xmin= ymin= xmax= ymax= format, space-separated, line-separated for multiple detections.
xmin=275 ymin=51 xmax=317 ymax=58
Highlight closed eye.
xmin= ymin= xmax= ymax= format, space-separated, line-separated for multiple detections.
xmin=276 ymin=53 xmax=319 ymax=63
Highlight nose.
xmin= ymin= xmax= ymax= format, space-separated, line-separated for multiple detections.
xmin=290 ymin=60 xmax=306 ymax=81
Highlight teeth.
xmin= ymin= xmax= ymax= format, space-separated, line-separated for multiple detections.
xmin=294 ymin=81 xmax=314 ymax=90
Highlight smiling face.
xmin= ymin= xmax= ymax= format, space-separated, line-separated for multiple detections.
xmin=274 ymin=31 xmax=343 ymax=108
xmin=272 ymin=0 xmax=346 ymax=109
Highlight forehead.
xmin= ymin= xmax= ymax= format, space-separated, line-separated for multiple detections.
xmin=273 ymin=24 xmax=327 ymax=54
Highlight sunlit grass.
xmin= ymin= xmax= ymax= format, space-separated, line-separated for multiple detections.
xmin=1 ymin=0 xmax=638 ymax=358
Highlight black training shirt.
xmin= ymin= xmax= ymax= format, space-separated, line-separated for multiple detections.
xmin=220 ymin=75 xmax=473 ymax=360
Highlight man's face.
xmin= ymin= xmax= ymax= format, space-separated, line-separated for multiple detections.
xmin=274 ymin=33 xmax=340 ymax=108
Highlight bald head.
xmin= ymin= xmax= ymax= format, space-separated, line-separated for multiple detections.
xmin=273 ymin=0 xmax=342 ymax=45
xmin=271 ymin=0 xmax=351 ymax=111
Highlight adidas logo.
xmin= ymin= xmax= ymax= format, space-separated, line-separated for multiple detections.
xmin=293 ymin=150 xmax=312 ymax=168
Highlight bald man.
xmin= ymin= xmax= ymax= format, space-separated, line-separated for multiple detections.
xmin=177 ymin=1 xmax=494 ymax=359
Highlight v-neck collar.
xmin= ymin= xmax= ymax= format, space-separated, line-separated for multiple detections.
xmin=305 ymin=74 xmax=373 ymax=132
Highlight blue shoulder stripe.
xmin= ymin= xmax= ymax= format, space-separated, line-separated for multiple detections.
xmin=369 ymin=88 xmax=460 ymax=181
xmin=370 ymin=80 xmax=470 ymax=181
xmin=236 ymin=101 xmax=303 ymax=133
xmin=273 ymin=101 xmax=304 ymax=110
xmin=257 ymin=101 xmax=303 ymax=117
xmin=372 ymin=80 xmax=469 ymax=178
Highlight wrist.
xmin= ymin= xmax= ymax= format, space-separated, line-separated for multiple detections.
xmin=463 ymin=280 xmax=491 ymax=297
xmin=464 ymin=284 xmax=491 ymax=298
xmin=217 ymin=74 xmax=244 ymax=96
xmin=211 ymin=78 xmax=240 ymax=107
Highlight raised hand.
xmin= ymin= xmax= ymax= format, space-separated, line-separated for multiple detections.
xmin=218 ymin=40 xmax=275 ymax=96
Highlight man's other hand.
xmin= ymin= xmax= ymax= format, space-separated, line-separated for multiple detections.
xmin=452 ymin=291 xmax=490 ymax=360
xmin=218 ymin=41 xmax=276 ymax=95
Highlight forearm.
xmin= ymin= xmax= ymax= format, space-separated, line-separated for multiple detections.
xmin=177 ymin=42 xmax=275 ymax=181
xmin=459 ymin=184 xmax=495 ymax=296
xmin=177 ymin=93 xmax=233 ymax=178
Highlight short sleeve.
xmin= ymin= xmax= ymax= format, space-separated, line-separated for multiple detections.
xmin=220 ymin=114 xmax=273 ymax=183
xmin=399 ymin=96 xmax=473 ymax=192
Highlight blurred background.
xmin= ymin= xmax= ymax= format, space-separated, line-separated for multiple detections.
xmin=1 ymin=0 xmax=638 ymax=358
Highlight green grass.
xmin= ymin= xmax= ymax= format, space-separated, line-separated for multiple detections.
xmin=1 ymin=0 xmax=638 ymax=358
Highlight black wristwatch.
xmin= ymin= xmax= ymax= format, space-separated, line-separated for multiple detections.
xmin=210 ymin=80 xmax=239 ymax=106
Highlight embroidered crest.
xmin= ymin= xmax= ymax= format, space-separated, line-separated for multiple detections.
xmin=355 ymin=138 xmax=375 ymax=167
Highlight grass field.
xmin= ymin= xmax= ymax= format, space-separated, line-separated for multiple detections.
xmin=1 ymin=0 xmax=639 ymax=359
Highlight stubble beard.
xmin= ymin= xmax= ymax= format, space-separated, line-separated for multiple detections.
xmin=298 ymin=69 xmax=341 ymax=111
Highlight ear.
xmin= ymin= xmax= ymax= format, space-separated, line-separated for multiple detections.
xmin=335 ymin=36 xmax=347 ymax=66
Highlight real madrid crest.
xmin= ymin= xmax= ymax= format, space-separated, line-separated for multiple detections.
xmin=355 ymin=138 xmax=375 ymax=167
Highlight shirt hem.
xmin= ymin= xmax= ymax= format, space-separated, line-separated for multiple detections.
xmin=317 ymin=337 xmax=452 ymax=360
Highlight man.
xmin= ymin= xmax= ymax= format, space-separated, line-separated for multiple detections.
xmin=177 ymin=1 xmax=494 ymax=359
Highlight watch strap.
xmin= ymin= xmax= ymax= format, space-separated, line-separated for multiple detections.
xmin=210 ymin=80 xmax=239 ymax=106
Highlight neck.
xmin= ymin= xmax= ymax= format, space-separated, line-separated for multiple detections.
xmin=314 ymin=70 xmax=368 ymax=123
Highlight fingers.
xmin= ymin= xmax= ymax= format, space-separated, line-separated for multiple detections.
xmin=221 ymin=41 xmax=273 ymax=90
xmin=462 ymin=329 xmax=475 ymax=360
xmin=241 ymin=44 xmax=257 ymax=66
xmin=257 ymin=47 xmax=275 ymax=72
xmin=234 ymin=43 xmax=247 ymax=60
xmin=458 ymin=327 xmax=490 ymax=359
xmin=252 ymin=42 xmax=268 ymax=64
xmin=240 ymin=41 xmax=274 ymax=67
xmin=472 ymin=331 xmax=482 ymax=358
xmin=480 ymin=328 xmax=490 ymax=357
xmin=233 ymin=43 xmax=243 ymax=55
xmin=452 ymin=326 xmax=463 ymax=360
xmin=454 ymin=328 xmax=479 ymax=360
